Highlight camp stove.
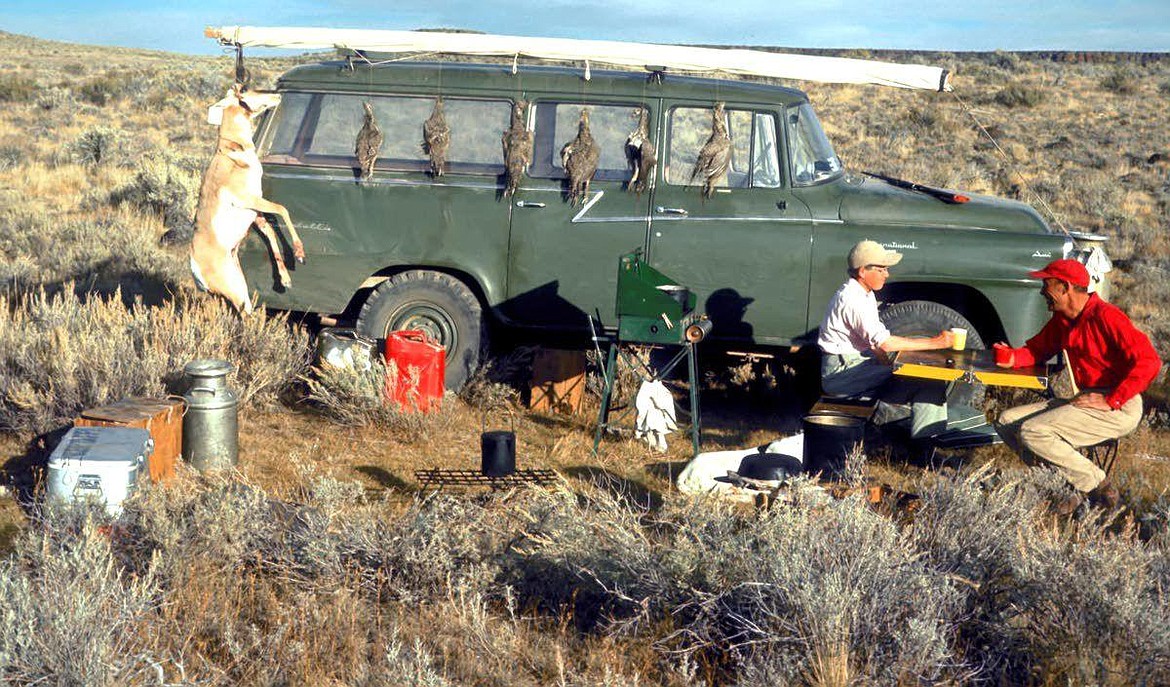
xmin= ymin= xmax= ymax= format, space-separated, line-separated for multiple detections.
xmin=615 ymin=251 xmax=713 ymax=345
xmin=594 ymin=251 xmax=710 ymax=456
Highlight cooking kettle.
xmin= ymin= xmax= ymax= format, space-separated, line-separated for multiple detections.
xmin=736 ymin=452 xmax=803 ymax=482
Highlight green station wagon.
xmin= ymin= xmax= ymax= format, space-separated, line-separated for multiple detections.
xmin=243 ymin=59 xmax=1110 ymax=388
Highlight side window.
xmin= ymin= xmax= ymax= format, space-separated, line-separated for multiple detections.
xmin=262 ymin=93 xmax=510 ymax=174
xmin=530 ymin=102 xmax=645 ymax=181
xmin=666 ymin=106 xmax=781 ymax=189
xmin=261 ymin=92 xmax=312 ymax=160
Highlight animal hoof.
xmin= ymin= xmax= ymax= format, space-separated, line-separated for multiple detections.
xmin=294 ymin=243 xmax=306 ymax=263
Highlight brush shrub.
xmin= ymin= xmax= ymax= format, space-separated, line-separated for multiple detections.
xmin=1101 ymin=67 xmax=1139 ymax=94
xmin=69 ymin=126 xmax=119 ymax=166
xmin=0 ymin=288 xmax=311 ymax=435
xmin=108 ymin=151 xmax=199 ymax=232
xmin=995 ymin=82 xmax=1045 ymax=108
xmin=0 ymin=72 xmax=36 ymax=102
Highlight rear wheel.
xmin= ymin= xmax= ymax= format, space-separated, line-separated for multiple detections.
xmin=356 ymin=270 xmax=484 ymax=391
xmin=881 ymin=300 xmax=985 ymax=408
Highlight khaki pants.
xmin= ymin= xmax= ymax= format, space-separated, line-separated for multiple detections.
xmin=995 ymin=395 xmax=1142 ymax=492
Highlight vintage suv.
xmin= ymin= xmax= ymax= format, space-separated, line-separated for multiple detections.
xmin=241 ymin=56 xmax=1109 ymax=389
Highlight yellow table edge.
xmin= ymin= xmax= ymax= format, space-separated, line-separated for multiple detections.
xmin=892 ymin=363 xmax=965 ymax=382
xmin=972 ymin=369 xmax=1047 ymax=390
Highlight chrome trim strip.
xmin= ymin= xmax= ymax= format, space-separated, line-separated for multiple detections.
xmin=571 ymin=190 xmax=605 ymax=222
xmin=265 ymin=171 xmax=501 ymax=191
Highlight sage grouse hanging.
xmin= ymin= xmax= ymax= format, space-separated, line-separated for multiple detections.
xmin=354 ymin=101 xmax=384 ymax=183
xmin=561 ymin=108 xmax=600 ymax=206
xmin=422 ymin=97 xmax=450 ymax=177
xmin=502 ymin=100 xmax=532 ymax=197
xmin=690 ymin=101 xmax=730 ymax=199
xmin=625 ymin=106 xmax=656 ymax=195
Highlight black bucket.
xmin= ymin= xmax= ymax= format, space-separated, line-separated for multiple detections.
xmin=802 ymin=413 xmax=866 ymax=479
xmin=481 ymin=430 xmax=516 ymax=477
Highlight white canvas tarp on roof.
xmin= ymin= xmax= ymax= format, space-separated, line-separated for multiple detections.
xmin=205 ymin=26 xmax=952 ymax=92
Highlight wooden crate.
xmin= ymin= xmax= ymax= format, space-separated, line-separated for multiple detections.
xmin=75 ymin=397 xmax=184 ymax=482
xmin=529 ymin=348 xmax=587 ymax=414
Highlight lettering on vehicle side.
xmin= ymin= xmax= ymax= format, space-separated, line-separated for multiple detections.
xmin=1032 ymin=250 xmax=1052 ymax=258
xmin=883 ymin=241 xmax=918 ymax=250
xmin=302 ymin=222 xmax=333 ymax=232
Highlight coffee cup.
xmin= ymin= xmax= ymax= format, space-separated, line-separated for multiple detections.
xmin=950 ymin=327 xmax=967 ymax=351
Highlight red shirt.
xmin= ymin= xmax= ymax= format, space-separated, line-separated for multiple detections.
xmin=1011 ymin=294 xmax=1162 ymax=409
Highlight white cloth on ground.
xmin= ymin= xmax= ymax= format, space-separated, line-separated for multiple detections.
xmin=634 ymin=379 xmax=678 ymax=452
xmin=676 ymin=433 xmax=805 ymax=496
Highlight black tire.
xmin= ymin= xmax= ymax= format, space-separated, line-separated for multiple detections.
xmin=356 ymin=270 xmax=485 ymax=391
xmin=881 ymin=300 xmax=985 ymax=407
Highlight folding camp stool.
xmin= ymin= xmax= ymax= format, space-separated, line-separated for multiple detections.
xmin=1084 ymin=438 xmax=1120 ymax=477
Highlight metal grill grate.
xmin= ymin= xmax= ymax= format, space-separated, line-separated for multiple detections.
xmin=415 ymin=468 xmax=559 ymax=490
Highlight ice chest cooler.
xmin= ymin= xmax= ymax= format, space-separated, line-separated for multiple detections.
xmin=46 ymin=426 xmax=153 ymax=516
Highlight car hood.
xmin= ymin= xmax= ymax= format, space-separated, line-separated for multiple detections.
xmin=837 ymin=174 xmax=1051 ymax=235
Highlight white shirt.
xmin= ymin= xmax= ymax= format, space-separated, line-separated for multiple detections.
xmin=817 ymin=278 xmax=891 ymax=355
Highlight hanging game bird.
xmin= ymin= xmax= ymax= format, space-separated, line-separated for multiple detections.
xmin=501 ymin=100 xmax=532 ymax=197
xmin=561 ymin=108 xmax=600 ymax=206
xmin=422 ymin=97 xmax=450 ymax=177
xmin=690 ymin=101 xmax=731 ymax=199
xmin=354 ymin=101 xmax=384 ymax=183
xmin=625 ymin=106 xmax=656 ymax=195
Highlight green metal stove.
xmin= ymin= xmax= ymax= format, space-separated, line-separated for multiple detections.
xmin=594 ymin=251 xmax=712 ymax=456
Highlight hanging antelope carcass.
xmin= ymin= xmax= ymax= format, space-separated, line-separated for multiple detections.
xmin=190 ymin=84 xmax=304 ymax=314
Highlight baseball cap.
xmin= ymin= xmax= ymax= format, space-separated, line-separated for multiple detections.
xmin=848 ymin=240 xmax=903 ymax=270
xmin=1029 ymin=259 xmax=1089 ymax=288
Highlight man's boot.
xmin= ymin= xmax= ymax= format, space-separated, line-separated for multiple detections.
xmin=1087 ymin=479 xmax=1120 ymax=510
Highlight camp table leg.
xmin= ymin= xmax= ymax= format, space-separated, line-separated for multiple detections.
xmin=593 ymin=342 xmax=619 ymax=454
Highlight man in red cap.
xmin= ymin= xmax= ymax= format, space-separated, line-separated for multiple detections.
xmin=993 ymin=258 xmax=1161 ymax=513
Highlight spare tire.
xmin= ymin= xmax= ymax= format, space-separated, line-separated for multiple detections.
xmin=356 ymin=270 xmax=485 ymax=391
xmin=881 ymin=300 xmax=984 ymax=408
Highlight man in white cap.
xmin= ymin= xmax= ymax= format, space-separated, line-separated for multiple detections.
xmin=817 ymin=239 xmax=956 ymax=439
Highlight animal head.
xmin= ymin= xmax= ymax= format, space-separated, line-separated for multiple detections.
xmin=712 ymin=102 xmax=728 ymax=135
xmin=578 ymin=108 xmax=591 ymax=132
xmin=209 ymin=84 xmax=281 ymax=126
xmin=211 ymin=84 xmax=282 ymax=146
xmin=362 ymin=101 xmax=375 ymax=118
xmin=511 ymin=100 xmax=529 ymax=126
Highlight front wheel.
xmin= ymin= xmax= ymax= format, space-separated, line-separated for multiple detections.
xmin=881 ymin=300 xmax=984 ymax=408
xmin=356 ymin=270 xmax=485 ymax=391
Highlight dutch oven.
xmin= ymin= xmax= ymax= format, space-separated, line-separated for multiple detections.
xmin=737 ymin=452 xmax=804 ymax=482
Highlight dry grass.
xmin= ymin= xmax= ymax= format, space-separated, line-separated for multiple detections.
xmin=0 ymin=30 xmax=1169 ymax=684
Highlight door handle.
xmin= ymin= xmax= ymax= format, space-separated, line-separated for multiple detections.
xmin=515 ymin=201 xmax=546 ymax=208
xmin=655 ymin=206 xmax=688 ymax=216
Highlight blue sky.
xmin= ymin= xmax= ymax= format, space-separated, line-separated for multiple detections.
xmin=2 ymin=1 xmax=1169 ymax=55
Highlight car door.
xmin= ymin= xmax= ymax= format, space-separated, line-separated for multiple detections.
xmin=503 ymin=100 xmax=655 ymax=328
xmin=647 ymin=101 xmax=813 ymax=345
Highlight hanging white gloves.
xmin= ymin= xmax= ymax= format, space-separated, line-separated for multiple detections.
xmin=634 ymin=379 xmax=678 ymax=452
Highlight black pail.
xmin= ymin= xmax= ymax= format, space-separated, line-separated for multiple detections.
xmin=802 ymin=413 xmax=865 ymax=479
xmin=481 ymin=430 xmax=516 ymax=477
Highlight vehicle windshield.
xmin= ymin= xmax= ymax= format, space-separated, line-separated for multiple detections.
xmin=788 ymin=102 xmax=842 ymax=186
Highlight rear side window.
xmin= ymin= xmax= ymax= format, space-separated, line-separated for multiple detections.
xmin=261 ymin=92 xmax=511 ymax=174
xmin=530 ymin=102 xmax=647 ymax=181
xmin=665 ymin=106 xmax=780 ymax=189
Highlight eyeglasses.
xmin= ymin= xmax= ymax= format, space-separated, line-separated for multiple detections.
xmin=864 ymin=264 xmax=890 ymax=273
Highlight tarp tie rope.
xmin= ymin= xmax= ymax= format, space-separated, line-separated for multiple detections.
xmin=948 ymin=89 xmax=1071 ymax=236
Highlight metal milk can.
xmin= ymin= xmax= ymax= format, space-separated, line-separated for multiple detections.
xmin=181 ymin=359 xmax=239 ymax=471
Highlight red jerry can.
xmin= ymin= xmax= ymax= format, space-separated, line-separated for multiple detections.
xmin=384 ymin=330 xmax=445 ymax=413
